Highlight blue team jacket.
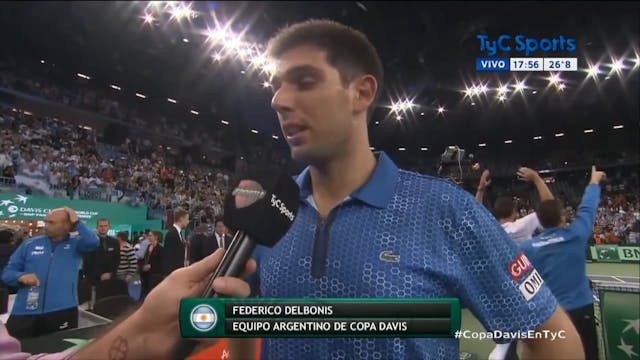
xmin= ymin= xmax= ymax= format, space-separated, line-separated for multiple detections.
xmin=1 ymin=222 xmax=99 ymax=315
xmin=521 ymin=184 xmax=600 ymax=311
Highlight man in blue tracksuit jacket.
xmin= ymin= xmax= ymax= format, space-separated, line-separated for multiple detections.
xmin=2 ymin=207 xmax=99 ymax=338
xmin=521 ymin=166 xmax=606 ymax=360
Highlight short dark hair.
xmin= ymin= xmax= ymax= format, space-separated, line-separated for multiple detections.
xmin=174 ymin=207 xmax=188 ymax=222
xmin=116 ymin=231 xmax=128 ymax=242
xmin=266 ymin=19 xmax=384 ymax=120
xmin=214 ymin=217 xmax=224 ymax=227
xmin=97 ymin=218 xmax=110 ymax=225
xmin=494 ymin=196 xmax=516 ymax=220
xmin=151 ymin=230 xmax=164 ymax=243
xmin=536 ymin=200 xmax=564 ymax=228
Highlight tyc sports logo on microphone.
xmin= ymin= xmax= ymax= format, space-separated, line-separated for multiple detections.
xmin=271 ymin=194 xmax=295 ymax=222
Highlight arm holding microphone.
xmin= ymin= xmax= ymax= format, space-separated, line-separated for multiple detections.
xmin=71 ymin=250 xmax=255 ymax=360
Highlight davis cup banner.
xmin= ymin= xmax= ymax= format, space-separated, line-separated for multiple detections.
xmin=0 ymin=193 xmax=148 ymax=225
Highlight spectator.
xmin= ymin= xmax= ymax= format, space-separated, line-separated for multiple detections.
xmin=1 ymin=207 xmax=99 ymax=338
xmin=140 ymin=230 xmax=163 ymax=300
xmin=82 ymin=218 xmax=120 ymax=286
xmin=115 ymin=231 xmax=137 ymax=283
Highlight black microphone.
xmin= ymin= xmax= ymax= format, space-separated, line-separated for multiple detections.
xmin=171 ymin=170 xmax=299 ymax=359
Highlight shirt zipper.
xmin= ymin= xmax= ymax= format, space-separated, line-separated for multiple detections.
xmin=310 ymin=208 xmax=340 ymax=278
xmin=41 ymin=245 xmax=55 ymax=314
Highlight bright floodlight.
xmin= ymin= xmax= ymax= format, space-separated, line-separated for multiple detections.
xmin=170 ymin=3 xmax=193 ymax=21
xmin=497 ymin=95 xmax=506 ymax=102
xmin=251 ymin=129 xmax=259 ymax=134
xmin=548 ymin=73 xmax=561 ymax=84
xmin=504 ymin=140 xmax=513 ymax=144
xmin=587 ymin=65 xmax=599 ymax=78
xmin=558 ymin=83 xmax=566 ymax=90
xmin=221 ymin=120 xmax=229 ymax=125
xmin=143 ymin=13 xmax=154 ymax=24
xmin=479 ymin=84 xmax=488 ymax=94
xmin=110 ymin=84 xmax=121 ymax=91
xmin=262 ymin=81 xmax=270 ymax=88
xmin=514 ymin=81 xmax=525 ymax=92
xmin=190 ymin=110 xmax=199 ymax=115
xmin=498 ymin=84 xmax=509 ymax=94
xmin=437 ymin=106 xmax=445 ymax=114
xmin=272 ymin=135 xmax=279 ymax=139
xmin=610 ymin=58 xmax=624 ymax=72
xmin=167 ymin=98 xmax=177 ymax=103
xmin=135 ymin=93 xmax=146 ymax=99
xmin=478 ymin=143 xmax=487 ymax=147
xmin=396 ymin=115 xmax=402 ymax=121
xmin=613 ymin=125 xmax=624 ymax=129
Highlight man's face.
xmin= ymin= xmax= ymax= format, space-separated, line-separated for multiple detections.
xmin=215 ymin=221 xmax=225 ymax=236
xmin=44 ymin=210 xmax=71 ymax=241
xmin=270 ymin=46 xmax=357 ymax=163
xmin=97 ymin=220 xmax=109 ymax=236
xmin=180 ymin=215 xmax=190 ymax=228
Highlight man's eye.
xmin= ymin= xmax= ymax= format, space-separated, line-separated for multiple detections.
xmin=298 ymin=77 xmax=315 ymax=88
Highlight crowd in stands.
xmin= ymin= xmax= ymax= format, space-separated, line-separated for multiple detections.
xmin=0 ymin=106 xmax=229 ymax=226
xmin=1 ymin=56 xmax=638 ymax=247
xmin=0 ymin=56 xmax=229 ymax=152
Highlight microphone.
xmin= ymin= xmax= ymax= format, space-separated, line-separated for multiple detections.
xmin=171 ymin=170 xmax=299 ymax=359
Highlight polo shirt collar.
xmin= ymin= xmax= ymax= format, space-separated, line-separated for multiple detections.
xmin=294 ymin=151 xmax=398 ymax=209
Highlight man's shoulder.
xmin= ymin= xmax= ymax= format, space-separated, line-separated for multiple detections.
xmin=396 ymin=169 xmax=477 ymax=205
xmin=21 ymin=235 xmax=46 ymax=248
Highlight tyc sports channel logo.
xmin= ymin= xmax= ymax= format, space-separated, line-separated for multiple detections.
xmin=476 ymin=34 xmax=577 ymax=72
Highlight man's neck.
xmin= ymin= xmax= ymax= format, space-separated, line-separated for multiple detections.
xmin=309 ymin=141 xmax=376 ymax=218
xmin=173 ymin=223 xmax=181 ymax=231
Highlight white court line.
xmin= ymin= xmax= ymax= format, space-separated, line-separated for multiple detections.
xmin=611 ymin=276 xmax=626 ymax=283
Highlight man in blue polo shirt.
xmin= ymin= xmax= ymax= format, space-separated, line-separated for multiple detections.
xmin=231 ymin=19 xmax=583 ymax=359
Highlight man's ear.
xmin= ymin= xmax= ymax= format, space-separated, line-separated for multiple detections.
xmin=352 ymin=75 xmax=377 ymax=115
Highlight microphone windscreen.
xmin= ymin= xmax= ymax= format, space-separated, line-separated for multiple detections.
xmin=223 ymin=170 xmax=299 ymax=247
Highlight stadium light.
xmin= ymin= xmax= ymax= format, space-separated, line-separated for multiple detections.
xmin=143 ymin=13 xmax=155 ymax=24
xmin=272 ymin=135 xmax=279 ymax=139
xmin=262 ymin=81 xmax=270 ymax=88
xmin=420 ymin=147 xmax=428 ymax=151
xmin=584 ymin=129 xmax=594 ymax=133
xmin=77 ymin=73 xmax=91 ymax=80
xmin=190 ymin=110 xmax=199 ymax=115
xmin=613 ymin=125 xmax=624 ymax=129
xmin=558 ymin=83 xmax=566 ymax=90
xmin=221 ymin=120 xmax=229 ymax=125
xmin=398 ymin=147 xmax=406 ymax=151
xmin=370 ymin=146 xmax=375 ymax=150
xmin=504 ymin=140 xmax=513 ymax=144
xmin=167 ymin=98 xmax=177 ymax=103
xmin=251 ymin=129 xmax=259 ymax=134
xmin=533 ymin=136 xmax=543 ymax=140
xmin=478 ymin=143 xmax=487 ymax=147
xmin=437 ymin=106 xmax=446 ymax=114
xmin=40 ymin=60 xmax=45 ymax=64
xmin=555 ymin=133 xmax=565 ymax=137
xmin=135 ymin=93 xmax=146 ymax=99
xmin=110 ymin=84 xmax=121 ymax=91
xmin=497 ymin=95 xmax=506 ymax=102
xmin=182 ymin=38 xmax=189 ymax=43
xmin=420 ymin=112 xmax=425 ymax=116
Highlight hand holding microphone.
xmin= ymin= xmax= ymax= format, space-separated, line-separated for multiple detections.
xmin=171 ymin=169 xmax=300 ymax=358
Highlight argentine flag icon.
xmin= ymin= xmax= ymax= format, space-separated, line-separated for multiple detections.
xmin=190 ymin=304 xmax=217 ymax=332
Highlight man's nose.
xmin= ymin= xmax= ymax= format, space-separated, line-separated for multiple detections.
xmin=271 ymin=86 xmax=295 ymax=115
